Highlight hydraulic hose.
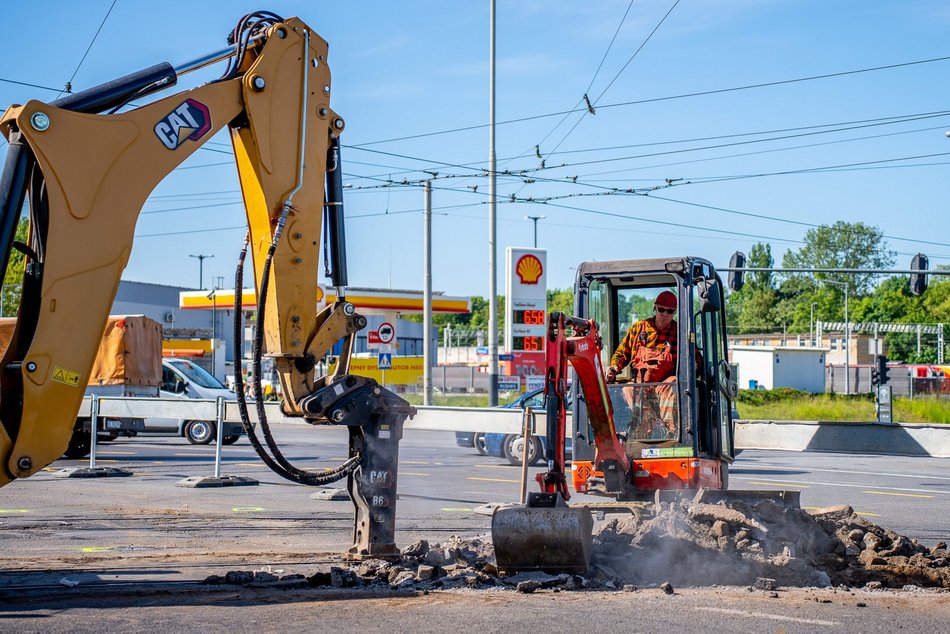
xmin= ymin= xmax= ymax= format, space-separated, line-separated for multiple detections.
xmin=232 ymin=232 xmax=357 ymax=486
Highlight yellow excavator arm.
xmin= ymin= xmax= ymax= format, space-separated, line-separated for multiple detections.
xmin=0 ymin=12 xmax=411 ymax=560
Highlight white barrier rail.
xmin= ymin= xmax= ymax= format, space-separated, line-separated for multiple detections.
xmin=77 ymin=397 xmax=949 ymax=457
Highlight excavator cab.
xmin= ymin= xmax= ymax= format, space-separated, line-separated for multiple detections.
xmin=571 ymin=256 xmax=738 ymax=498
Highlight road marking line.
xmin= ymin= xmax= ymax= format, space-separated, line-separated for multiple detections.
xmin=805 ymin=507 xmax=881 ymax=517
xmin=232 ymin=507 xmax=265 ymax=513
xmin=467 ymin=476 xmax=520 ymax=484
xmin=0 ymin=509 xmax=30 ymax=514
xmin=96 ymin=451 xmax=136 ymax=455
xmin=747 ymin=481 xmax=808 ymax=488
xmin=862 ymin=490 xmax=933 ymax=499
xmin=473 ymin=464 xmax=517 ymax=470
xmin=737 ymin=463 xmax=950 ymax=482
xmin=400 ymin=472 xmax=431 ymax=477
xmin=80 ymin=546 xmax=113 ymax=553
xmin=693 ymin=607 xmax=838 ymax=627
xmin=733 ymin=476 xmax=946 ymax=496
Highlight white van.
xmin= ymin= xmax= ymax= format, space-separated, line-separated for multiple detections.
xmin=142 ymin=358 xmax=246 ymax=445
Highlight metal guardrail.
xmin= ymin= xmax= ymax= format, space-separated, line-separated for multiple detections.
xmin=78 ymin=396 xmax=534 ymax=435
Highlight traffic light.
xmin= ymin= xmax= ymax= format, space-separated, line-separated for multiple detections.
xmin=873 ymin=355 xmax=890 ymax=388
xmin=910 ymin=253 xmax=929 ymax=296
xmin=728 ymin=251 xmax=746 ymax=292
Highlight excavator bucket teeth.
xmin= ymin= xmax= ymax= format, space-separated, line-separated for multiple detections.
xmin=491 ymin=504 xmax=594 ymax=574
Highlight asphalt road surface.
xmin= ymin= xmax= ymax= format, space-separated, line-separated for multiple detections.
xmin=0 ymin=423 xmax=946 ymax=632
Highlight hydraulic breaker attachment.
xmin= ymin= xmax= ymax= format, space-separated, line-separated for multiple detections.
xmin=300 ymin=376 xmax=415 ymax=560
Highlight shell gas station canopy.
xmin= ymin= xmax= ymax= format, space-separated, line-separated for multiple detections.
xmin=179 ymin=286 xmax=471 ymax=315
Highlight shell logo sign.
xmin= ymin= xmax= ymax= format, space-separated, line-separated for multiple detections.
xmin=516 ymin=254 xmax=543 ymax=284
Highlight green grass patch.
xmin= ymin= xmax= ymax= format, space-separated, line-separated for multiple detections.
xmin=403 ymin=389 xmax=950 ymax=423
xmin=736 ymin=389 xmax=950 ymax=423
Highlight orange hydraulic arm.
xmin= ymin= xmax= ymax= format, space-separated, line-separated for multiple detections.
xmin=0 ymin=12 xmax=411 ymax=559
xmin=542 ymin=313 xmax=630 ymax=499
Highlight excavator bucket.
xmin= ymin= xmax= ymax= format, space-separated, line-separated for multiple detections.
xmin=491 ymin=502 xmax=594 ymax=574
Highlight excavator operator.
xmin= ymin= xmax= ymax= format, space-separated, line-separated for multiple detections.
xmin=605 ymin=290 xmax=678 ymax=439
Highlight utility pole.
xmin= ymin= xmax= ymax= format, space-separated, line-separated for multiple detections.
xmin=525 ymin=215 xmax=546 ymax=248
xmin=189 ymin=253 xmax=214 ymax=289
xmin=487 ymin=0 xmax=498 ymax=406
xmin=423 ymin=180 xmax=433 ymax=406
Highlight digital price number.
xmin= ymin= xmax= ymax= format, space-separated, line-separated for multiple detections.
xmin=513 ymin=335 xmax=544 ymax=352
xmin=513 ymin=309 xmax=546 ymax=325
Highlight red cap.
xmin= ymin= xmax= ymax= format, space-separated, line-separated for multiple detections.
xmin=655 ymin=290 xmax=677 ymax=308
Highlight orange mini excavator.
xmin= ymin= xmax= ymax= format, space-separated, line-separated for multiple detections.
xmin=492 ymin=257 xmax=796 ymax=574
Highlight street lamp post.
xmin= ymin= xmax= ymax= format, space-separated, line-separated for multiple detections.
xmin=810 ymin=302 xmax=818 ymax=346
xmin=823 ymin=280 xmax=849 ymax=394
xmin=525 ymin=215 xmax=546 ymax=248
xmin=190 ymin=253 xmax=214 ymax=289
xmin=207 ymin=288 xmax=217 ymax=379
xmin=487 ymin=0 xmax=498 ymax=407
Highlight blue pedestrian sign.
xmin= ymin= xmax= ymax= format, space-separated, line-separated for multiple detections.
xmin=377 ymin=353 xmax=393 ymax=370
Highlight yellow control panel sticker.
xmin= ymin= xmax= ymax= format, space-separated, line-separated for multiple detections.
xmin=52 ymin=366 xmax=81 ymax=387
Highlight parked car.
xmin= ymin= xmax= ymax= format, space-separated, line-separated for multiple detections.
xmin=456 ymin=386 xmax=572 ymax=467
xmin=141 ymin=358 xmax=245 ymax=444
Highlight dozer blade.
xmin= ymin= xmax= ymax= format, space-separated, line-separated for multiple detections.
xmin=491 ymin=503 xmax=594 ymax=575
xmin=656 ymin=487 xmax=802 ymax=509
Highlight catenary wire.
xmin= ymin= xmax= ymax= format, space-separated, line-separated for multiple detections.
xmin=349 ymin=55 xmax=950 ymax=147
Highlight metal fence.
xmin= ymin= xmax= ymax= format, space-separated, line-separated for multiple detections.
xmin=826 ymin=365 xmax=949 ymax=397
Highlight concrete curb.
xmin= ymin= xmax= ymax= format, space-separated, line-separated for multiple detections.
xmin=735 ymin=420 xmax=950 ymax=458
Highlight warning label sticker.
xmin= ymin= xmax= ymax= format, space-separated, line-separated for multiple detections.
xmin=51 ymin=366 xmax=80 ymax=387
xmin=641 ymin=447 xmax=693 ymax=458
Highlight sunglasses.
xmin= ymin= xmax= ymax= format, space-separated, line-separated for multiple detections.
xmin=655 ymin=306 xmax=675 ymax=315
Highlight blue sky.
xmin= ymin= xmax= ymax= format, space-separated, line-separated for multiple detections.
xmin=3 ymin=1 xmax=950 ymax=297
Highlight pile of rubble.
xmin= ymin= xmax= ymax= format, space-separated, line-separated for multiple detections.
xmin=591 ymin=491 xmax=948 ymax=589
xmin=206 ymin=491 xmax=949 ymax=592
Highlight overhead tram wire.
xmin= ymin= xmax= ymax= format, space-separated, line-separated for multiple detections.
xmin=336 ymin=152 xmax=950 ymax=251
xmin=540 ymin=0 xmax=682 ymax=160
xmin=0 ymin=1 xmax=118 ymax=145
xmin=505 ymin=0 xmax=637 ymax=166
xmin=515 ymin=197 xmax=950 ymax=261
xmin=342 ymin=109 xmax=950 ymax=186
xmin=512 ymin=118 xmax=950 ymax=174
xmin=56 ymin=0 xmax=119 ymax=98
xmin=509 ymin=0 xmax=681 ymax=202
xmin=539 ymin=109 xmax=950 ymax=157
xmin=575 ymin=125 xmax=950 ymax=179
xmin=349 ymin=54 xmax=950 ymax=148
xmin=131 ymin=186 xmax=950 ymax=261
xmin=494 ymin=163 xmax=950 ymax=250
